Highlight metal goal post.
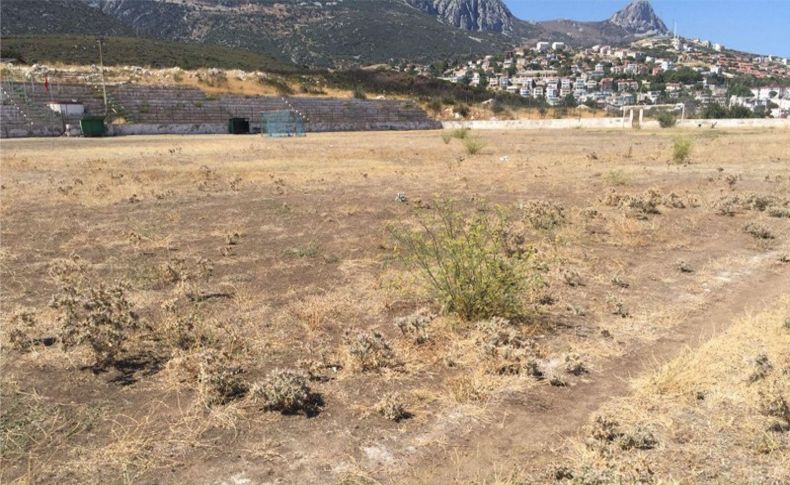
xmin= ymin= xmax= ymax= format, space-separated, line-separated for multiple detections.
xmin=261 ymin=110 xmax=305 ymax=137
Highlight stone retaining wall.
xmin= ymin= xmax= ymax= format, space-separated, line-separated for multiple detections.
xmin=442 ymin=118 xmax=790 ymax=130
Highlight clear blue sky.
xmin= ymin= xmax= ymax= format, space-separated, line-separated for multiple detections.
xmin=504 ymin=0 xmax=790 ymax=58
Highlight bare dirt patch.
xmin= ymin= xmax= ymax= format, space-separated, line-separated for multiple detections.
xmin=1 ymin=128 xmax=789 ymax=483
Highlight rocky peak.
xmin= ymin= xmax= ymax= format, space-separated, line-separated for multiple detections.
xmin=609 ymin=0 xmax=668 ymax=35
xmin=404 ymin=0 xmax=515 ymax=33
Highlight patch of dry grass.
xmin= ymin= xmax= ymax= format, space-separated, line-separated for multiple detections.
xmin=554 ymin=299 xmax=790 ymax=483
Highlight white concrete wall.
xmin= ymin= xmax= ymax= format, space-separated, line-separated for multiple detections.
xmin=676 ymin=118 xmax=790 ymax=129
xmin=106 ymin=123 xmax=226 ymax=136
xmin=442 ymin=118 xmax=790 ymax=131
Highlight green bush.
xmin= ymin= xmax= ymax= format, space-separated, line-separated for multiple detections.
xmin=454 ymin=103 xmax=470 ymax=118
xmin=672 ymin=137 xmax=692 ymax=164
xmin=390 ymin=200 xmax=535 ymax=320
xmin=656 ymin=112 xmax=677 ymax=128
xmin=352 ymin=85 xmax=367 ymax=100
xmin=450 ymin=128 xmax=469 ymax=139
xmin=426 ymin=98 xmax=442 ymax=113
xmin=463 ymin=137 xmax=486 ymax=155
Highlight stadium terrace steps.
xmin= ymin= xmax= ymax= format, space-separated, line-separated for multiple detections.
xmin=0 ymin=82 xmax=439 ymax=138
xmin=1 ymin=83 xmax=66 ymax=137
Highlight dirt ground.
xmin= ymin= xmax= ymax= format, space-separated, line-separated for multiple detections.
xmin=1 ymin=128 xmax=789 ymax=484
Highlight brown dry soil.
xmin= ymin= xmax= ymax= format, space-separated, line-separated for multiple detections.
xmin=1 ymin=128 xmax=789 ymax=484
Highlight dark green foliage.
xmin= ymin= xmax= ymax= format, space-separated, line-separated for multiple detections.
xmin=656 ymin=111 xmax=677 ymax=128
xmin=352 ymin=85 xmax=367 ymax=100
xmin=1 ymin=35 xmax=297 ymax=72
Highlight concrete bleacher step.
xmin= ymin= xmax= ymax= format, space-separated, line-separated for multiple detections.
xmin=2 ymin=82 xmax=440 ymax=137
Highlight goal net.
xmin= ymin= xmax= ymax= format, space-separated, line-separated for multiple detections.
xmin=261 ymin=110 xmax=305 ymax=137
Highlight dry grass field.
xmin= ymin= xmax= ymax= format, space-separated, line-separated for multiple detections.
xmin=1 ymin=128 xmax=789 ymax=484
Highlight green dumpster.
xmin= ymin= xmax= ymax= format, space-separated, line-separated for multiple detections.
xmin=80 ymin=116 xmax=106 ymax=137
xmin=228 ymin=117 xmax=250 ymax=134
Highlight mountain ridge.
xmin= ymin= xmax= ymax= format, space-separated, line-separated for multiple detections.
xmin=1 ymin=0 xmax=672 ymax=67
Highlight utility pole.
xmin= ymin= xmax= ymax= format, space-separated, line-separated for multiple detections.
xmin=97 ymin=37 xmax=108 ymax=116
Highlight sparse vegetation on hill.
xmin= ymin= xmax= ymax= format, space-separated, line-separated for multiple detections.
xmin=0 ymin=35 xmax=298 ymax=73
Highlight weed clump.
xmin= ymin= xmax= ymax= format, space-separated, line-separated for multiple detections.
xmin=618 ymin=426 xmax=659 ymax=450
xmin=375 ymin=392 xmax=410 ymax=422
xmin=462 ymin=137 xmax=486 ymax=155
xmin=749 ymin=354 xmax=773 ymax=382
xmin=564 ymin=353 xmax=589 ymax=376
xmin=5 ymin=309 xmax=39 ymax=353
xmin=49 ymin=260 xmax=140 ymax=369
xmin=523 ymin=200 xmax=567 ymax=231
xmin=394 ymin=309 xmax=434 ymax=344
xmin=390 ymin=199 xmax=537 ymax=321
xmin=476 ymin=317 xmax=538 ymax=375
xmin=450 ymin=128 xmax=469 ymax=139
xmin=251 ymin=369 xmax=316 ymax=415
xmin=344 ymin=331 xmax=399 ymax=371
xmin=602 ymin=189 xmax=661 ymax=219
xmin=591 ymin=415 xmax=622 ymax=442
xmin=561 ymin=268 xmax=583 ymax=287
xmin=196 ymin=350 xmax=248 ymax=406
xmin=606 ymin=169 xmax=628 ymax=186
xmin=676 ymin=260 xmax=694 ymax=273
xmin=672 ymin=137 xmax=692 ymax=164
xmin=158 ymin=256 xmax=213 ymax=285
xmin=743 ymin=223 xmax=774 ymax=240
xmin=590 ymin=416 xmax=658 ymax=450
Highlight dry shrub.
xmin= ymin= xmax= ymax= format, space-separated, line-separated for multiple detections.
xmin=288 ymin=292 xmax=351 ymax=331
xmin=560 ymin=268 xmax=583 ymax=287
xmin=5 ymin=309 xmax=39 ymax=352
xmin=157 ymin=313 xmax=202 ymax=351
xmin=196 ymin=350 xmax=248 ymax=406
xmin=564 ymin=353 xmax=589 ymax=376
xmin=715 ymin=193 xmax=788 ymax=217
xmin=522 ymin=200 xmax=567 ymax=231
xmin=590 ymin=415 xmax=657 ymax=450
xmin=749 ymin=354 xmax=773 ymax=382
xmin=743 ymin=223 xmax=774 ymax=240
xmin=446 ymin=374 xmax=488 ymax=403
xmin=158 ymin=256 xmax=213 ymax=285
xmin=344 ymin=331 xmax=399 ymax=372
xmin=602 ymin=189 xmax=661 ymax=219
xmin=475 ymin=317 xmax=538 ymax=375
xmin=250 ymin=369 xmax=317 ymax=415
xmin=394 ymin=309 xmax=435 ymax=344
xmin=390 ymin=199 xmax=538 ymax=321
xmin=49 ymin=263 xmax=140 ymax=368
xmin=602 ymin=188 xmax=694 ymax=220
xmin=375 ymin=392 xmax=410 ymax=421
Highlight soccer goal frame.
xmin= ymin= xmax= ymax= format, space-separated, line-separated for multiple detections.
xmin=261 ymin=110 xmax=305 ymax=137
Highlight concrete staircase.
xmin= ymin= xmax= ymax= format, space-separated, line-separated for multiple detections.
xmin=0 ymin=83 xmax=64 ymax=137
xmin=2 ymin=82 xmax=441 ymax=137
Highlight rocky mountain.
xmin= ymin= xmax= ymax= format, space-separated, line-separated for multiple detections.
xmin=0 ymin=0 xmax=134 ymax=37
xmin=537 ymin=0 xmax=669 ymax=45
xmin=609 ymin=0 xmax=669 ymax=35
xmin=1 ymin=0 xmax=670 ymax=68
xmin=84 ymin=0 xmax=533 ymax=66
xmin=404 ymin=0 xmax=516 ymax=33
